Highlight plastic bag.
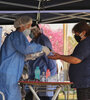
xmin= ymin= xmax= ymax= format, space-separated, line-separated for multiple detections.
xmin=25 ymin=51 xmax=44 ymax=61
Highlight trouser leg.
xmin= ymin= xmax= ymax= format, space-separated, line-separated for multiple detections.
xmin=77 ymin=87 xmax=90 ymax=100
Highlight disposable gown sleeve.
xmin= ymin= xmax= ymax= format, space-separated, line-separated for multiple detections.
xmin=10 ymin=31 xmax=42 ymax=55
xmin=40 ymin=34 xmax=52 ymax=50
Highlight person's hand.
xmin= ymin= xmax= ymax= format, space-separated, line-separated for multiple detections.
xmin=42 ymin=46 xmax=51 ymax=56
xmin=48 ymin=52 xmax=61 ymax=60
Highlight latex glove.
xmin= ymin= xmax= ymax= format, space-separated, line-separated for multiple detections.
xmin=42 ymin=46 xmax=51 ymax=56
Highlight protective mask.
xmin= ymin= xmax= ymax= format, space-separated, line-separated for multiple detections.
xmin=23 ymin=29 xmax=31 ymax=37
xmin=29 ymin=32 xmax=35 ymax=39
xmin=74 ymin=35 xmax=81 ymax=43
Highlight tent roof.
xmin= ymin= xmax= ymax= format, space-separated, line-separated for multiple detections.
xmin=0 ymin=0 xmax=90 ymax=24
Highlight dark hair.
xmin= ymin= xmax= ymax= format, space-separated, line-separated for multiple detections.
xmin=32 ymin=21 xmax=40 ymax=29
xmin=16 ymin=27 xmax=20 ymax=30
xmin=72 ymin=21 xmax=90 ymax=36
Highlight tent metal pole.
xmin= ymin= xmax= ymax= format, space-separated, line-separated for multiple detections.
xmin=63 ymin=24 xmax=69 ymax=81
xmin=44 ymin=0 xmax=83 ymax=9
xmin=36 ymin=0 xmax=42 ymax=23
xmin=41 ymin=13 xmax=90 ymax=23
xmin=0 ymin=10 xmax=90 ymax=14
xmin=0 ymin=17 xmax=14 ymax=21
xmin=0 ymin=1 xmax=37 ymax=9
xmin=42 ymin=13 xmax=82 ymax=22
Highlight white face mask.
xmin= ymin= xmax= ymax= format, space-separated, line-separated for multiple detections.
xmin=23 ymin=29 xmax=31 ymax=37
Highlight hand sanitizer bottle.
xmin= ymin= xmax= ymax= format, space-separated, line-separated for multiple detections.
xmin=46 ymin=69 xmax=50 ymax=81
xmin=35 ymin=66 xmax=40 ymax=81
xmin=40 ymin=72 xmax=46 ymax=82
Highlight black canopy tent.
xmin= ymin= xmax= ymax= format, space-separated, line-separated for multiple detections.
xmin=0 ymin=0 xmax=90 ymax=25
xmin=0 ymin=0 xmax=90 ymax=81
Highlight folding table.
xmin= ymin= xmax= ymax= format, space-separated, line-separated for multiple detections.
xmin=19 ymin=81 xmax=73 ymax=100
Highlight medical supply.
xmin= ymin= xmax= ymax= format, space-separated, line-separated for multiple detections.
xmin=29 ymin=32 xmax=34 ymax=39
xmin=35 ymin=66 xmax=40 ymax=80
xmin=40 ymin=72 xmax=46 ymax=82
xmin=46 ymin=69 xmax=50 ymax=80
xmin=23 ymin=29 xmax=31 ymax=37
xmin=25 ymin=51 xmax=44 ymax=61
xmin=47 ymin=74 xmax=58 ymax=82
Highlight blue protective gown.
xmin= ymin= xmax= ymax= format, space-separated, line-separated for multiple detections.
xmin=0 ymin=30 xmax=42 ymax=100
xmin=28 ymin=33 xmax=57 ymax=97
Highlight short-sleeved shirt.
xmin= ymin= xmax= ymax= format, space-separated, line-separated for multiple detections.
xmin=69 ymin=36 xmax=90 ymax=88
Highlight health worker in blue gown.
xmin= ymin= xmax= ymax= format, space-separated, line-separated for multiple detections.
xmin=25 ymin=24 xmax=57 ymax=100
xmin=0 ymin=16 xmax=50 ymax=100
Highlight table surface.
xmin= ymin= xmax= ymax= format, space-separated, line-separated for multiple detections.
xmin=19 ymin=81 xmax=73 ymax=86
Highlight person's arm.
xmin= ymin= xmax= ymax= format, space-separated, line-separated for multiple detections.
xmin=48 ymin=39 xmax=90 ymax=64
xmin=10 ymin=31 xmax=50 ymax=55
xmin=48 ymin=52 xmax=82 ymax=64
xmin=10 ymin=31 xmax=42 ymax=55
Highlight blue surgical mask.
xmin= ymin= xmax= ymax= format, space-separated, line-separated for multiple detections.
xmin=23 ymin=29 xmax=31 ymax=37
xmin=29 ymin=32 xmax=34 ymax=39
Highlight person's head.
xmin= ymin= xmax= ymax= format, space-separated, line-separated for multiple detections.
xmin=72 ymin=21 xmax=90 ymax=42
xmin=14 ymin=15 xmax=32 ymax=32
xmin=30 ymin=27 xmax=41 ymax=39
xmin=29 ymin=22 xmax=41 ymax=39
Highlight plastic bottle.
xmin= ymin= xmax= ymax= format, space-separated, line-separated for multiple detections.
xmin=35 ymin=66 xmax=40 ymax=81
xmin=60 ymin=67 xmax=64 ymax=82
xmin=40 ymin=72 xmax=46 ymax=82
xmin=46 ymin=69 xmax=50 ymax=81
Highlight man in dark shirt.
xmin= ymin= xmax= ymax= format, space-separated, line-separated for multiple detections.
xmin=48 ymin=21 xmax=90 ymax=100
